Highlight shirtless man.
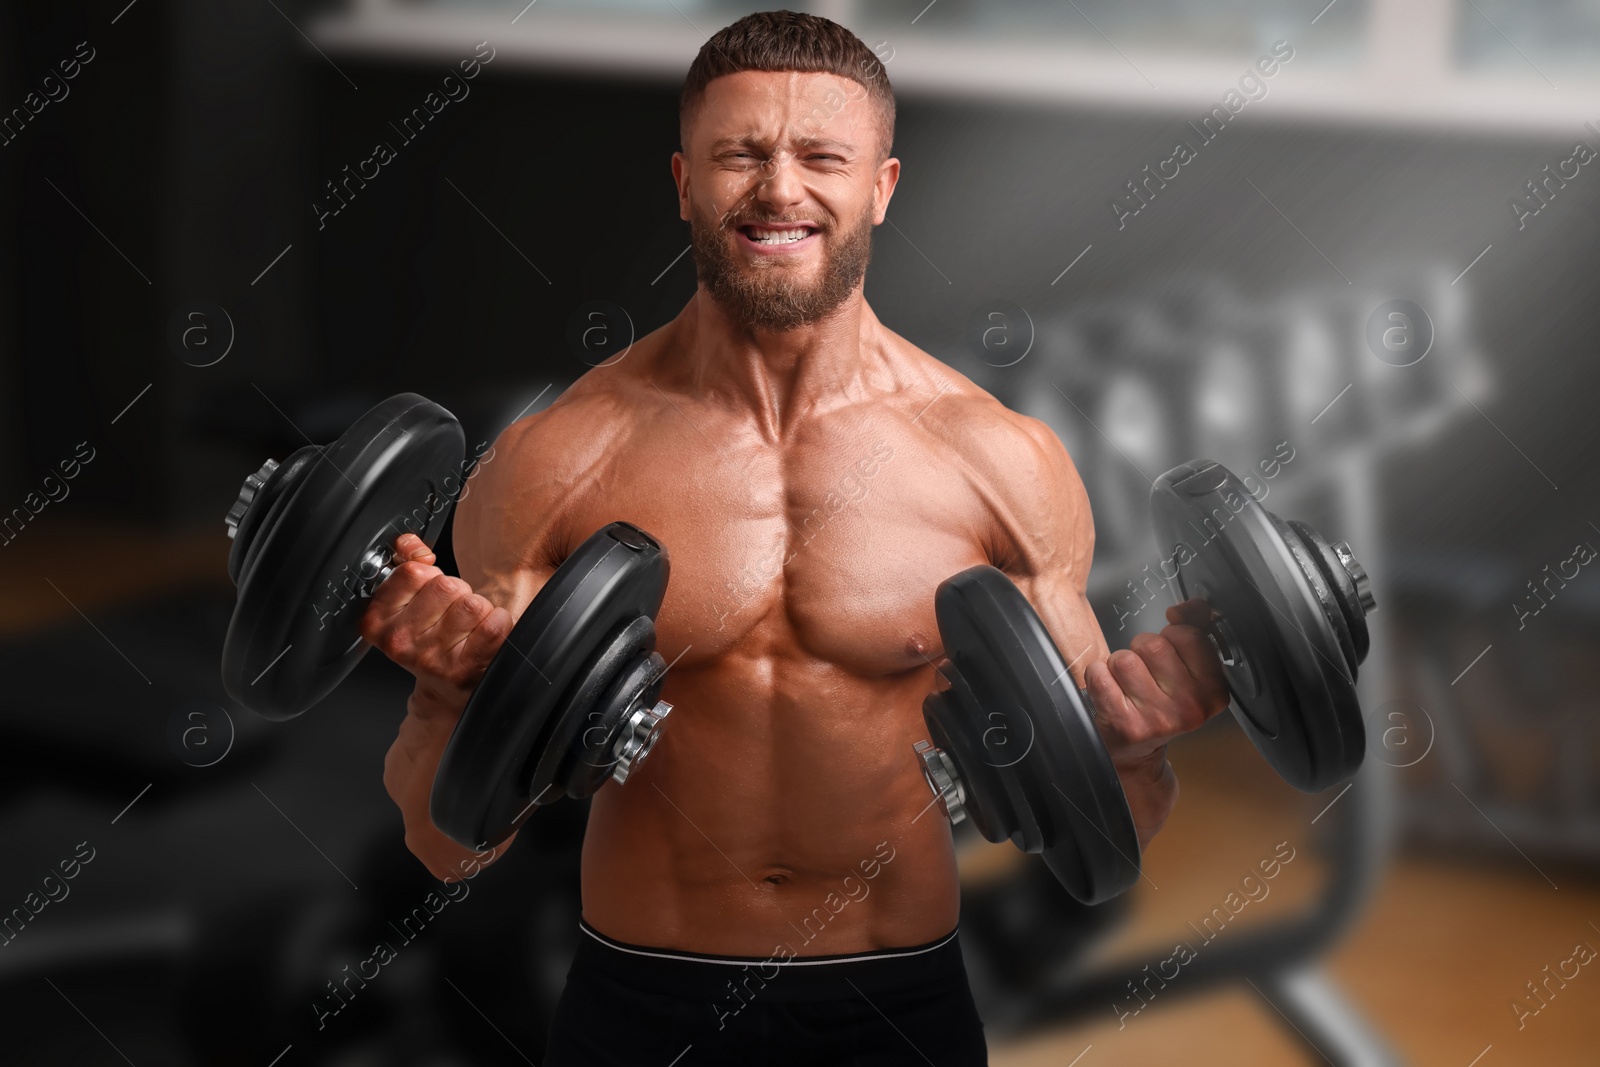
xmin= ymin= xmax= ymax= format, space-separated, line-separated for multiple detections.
xmin=367 ymin=12 xmax=1229 ymax=1065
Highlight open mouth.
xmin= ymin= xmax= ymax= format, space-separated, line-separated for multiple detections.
xmin=737 ymin=223 xmax=821 ymax=247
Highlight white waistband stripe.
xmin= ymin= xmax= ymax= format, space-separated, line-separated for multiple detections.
xmin=578 ymin=924 xmax=959 ymax=967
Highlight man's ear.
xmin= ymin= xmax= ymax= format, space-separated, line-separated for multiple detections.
xmin=672 ymin=151 xmax=690 ymax=221
xmin=872 ymin=156 xmax=901 ymax=225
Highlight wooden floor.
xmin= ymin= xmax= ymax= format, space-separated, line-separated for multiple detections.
xmin=6 ymin=519 xmax=1598 ymax=1065
xmin=982 ymin=725 xmax=1600 ymax=1066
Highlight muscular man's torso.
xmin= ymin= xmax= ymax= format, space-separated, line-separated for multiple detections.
xmin=461 ymin=305 xmax=1089 ymax=958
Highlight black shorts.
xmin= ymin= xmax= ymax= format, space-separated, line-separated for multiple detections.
xmin=543 ymin=919 xmax=989 ymax=1066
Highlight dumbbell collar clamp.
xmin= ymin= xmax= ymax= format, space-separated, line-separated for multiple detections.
xmin=914 ymin=739 xmax=968 ymax=826
xmin=610 ymin=697 xmax=673 ymax=784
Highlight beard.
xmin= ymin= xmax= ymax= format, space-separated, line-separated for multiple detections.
xmin=689 ymin=198 xmax=875 ymax=332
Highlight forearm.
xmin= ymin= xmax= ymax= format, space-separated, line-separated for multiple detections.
xmin=384 ymin=682 xmax=517 ymax=881
xmin=1079 ymin=669 xmax=1177 ymax=851
xmin=1114 ymin=745 xmax=1178 ymax=852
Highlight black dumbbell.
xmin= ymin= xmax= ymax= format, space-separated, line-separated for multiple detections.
xmin=913 ymin=459 xmax=1376 ymax=904
xmin=432 ymin=520 xmax=675 ymax=850
xmin=220 ymin=393 xmax=674 ymax=847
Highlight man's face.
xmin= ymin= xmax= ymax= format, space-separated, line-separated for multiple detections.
xmin=673 ymin=70 xmax=899 ymax=332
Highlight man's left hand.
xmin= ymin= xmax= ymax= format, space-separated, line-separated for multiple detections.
xmin=1083 ymin=598 xmax=1232 ymax=849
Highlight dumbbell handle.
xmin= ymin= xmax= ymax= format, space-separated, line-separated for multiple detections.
xmin=225 ymin=455 xmax=411 ymax=603
xmin=354 ymin=544 xmax=403 ymax=597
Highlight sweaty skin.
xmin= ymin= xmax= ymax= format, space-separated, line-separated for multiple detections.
xmin=370 ymin=68 xmax=1229 ymax=957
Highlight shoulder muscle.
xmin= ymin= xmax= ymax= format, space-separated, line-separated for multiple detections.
xmin=451 ymin=386 xmax=631 ymax=612
xmin=922 ymin=390 xmax=1094 ymax=585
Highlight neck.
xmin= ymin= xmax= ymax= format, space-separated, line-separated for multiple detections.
xmin=669 ymin=288 xmax=878 ymax=440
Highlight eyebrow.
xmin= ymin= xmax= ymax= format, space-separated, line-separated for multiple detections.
xmin=709 ymin=135 xmax=856 ymax=155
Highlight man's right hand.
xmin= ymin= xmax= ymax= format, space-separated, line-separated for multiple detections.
xmin=360 ymin=532 xmax=516 ymax=880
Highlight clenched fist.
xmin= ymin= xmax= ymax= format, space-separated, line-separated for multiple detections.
xmin=358 ymin=532 xmax=514 ymax=709
xmin=1085 ymin=598 xmax=1232 ymax=849
xmin=360 ymin=532 xmax=515 ymax=880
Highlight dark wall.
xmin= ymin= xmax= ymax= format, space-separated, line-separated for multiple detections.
xmin=2 ymin=1 xmax=169 ymax=517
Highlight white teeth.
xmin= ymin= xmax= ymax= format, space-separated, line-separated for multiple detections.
xmin=748 ymin=228 xmax=810 ymax=244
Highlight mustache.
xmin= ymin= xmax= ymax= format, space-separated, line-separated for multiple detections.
xmin=717 ymin=211 xmax=831 ymax=233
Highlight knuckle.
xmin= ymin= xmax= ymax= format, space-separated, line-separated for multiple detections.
xmin=472 ymin=629 xmax=505 ymax=663
xmin=1147 ymin=632 xmax=1180 ymax=658
xmin=469 ymin=623 xmax=506 ymax=660
xmin=486 ymin=603 xmax=514 ymax=633
xmin=386 ymin=633 xmax=417 ymax=665
xmin=364 ymin=585 xmax=400 ymax=617
xmin=1121 ymin=715 xmax=1159 ymax=748
xmin=438 ymin=595 xmax=474 ymax=624
xmin=1111 ymin=648 xmax=1148 ymax=680
xmin=1159 ymin=623 xmax=1191 ymax=645
xmin=1095 ymin=693 xmax=1138 ymax=734
xmin=460 ymin=593 xmax=496 ymax=622
xmin=425 ymin=573 xmax=466 ymax=597
xmin=395 ymin=560 xmax=438 ymax=587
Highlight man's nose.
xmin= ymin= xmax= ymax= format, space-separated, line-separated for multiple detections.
xmin=752 ymin=150 xmax=806 ymax=209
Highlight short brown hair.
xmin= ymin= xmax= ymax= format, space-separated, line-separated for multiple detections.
xmin=679 ymin=10 xmax=895 ymax=162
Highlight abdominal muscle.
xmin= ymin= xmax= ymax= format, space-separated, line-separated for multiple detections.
xmin=576 ymin=652 xmax=962 ymax=958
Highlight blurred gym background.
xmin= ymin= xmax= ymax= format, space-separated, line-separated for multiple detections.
xmin=4 ymin=0 xmax=1600 ymax=1063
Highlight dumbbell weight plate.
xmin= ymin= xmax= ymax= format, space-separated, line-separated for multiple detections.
xmin=431 ymin=522 xmax=669 ymax=850
xmin=226 ymin=443 xmax=322 ymax=588
xmin=536 ymin=619 xmax=668 ymax=802
xmin=1150 ymin=460 xmax=1367 ymax=792
xmin=923 ymin=565 xmax=1141 ymax=905
xmin=221 ymin=394 xmax=465 ymax=721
